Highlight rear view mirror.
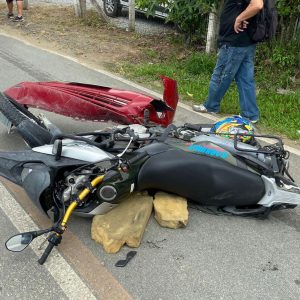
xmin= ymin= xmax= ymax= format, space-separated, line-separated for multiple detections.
xmin=5 ymin=233 xmax=34 ymax=252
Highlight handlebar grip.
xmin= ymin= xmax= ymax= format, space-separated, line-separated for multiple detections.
xmin=128 ymin=152 xmax=149 ymax=165
xmin=38 ymin=241 xmax=55 ymax=265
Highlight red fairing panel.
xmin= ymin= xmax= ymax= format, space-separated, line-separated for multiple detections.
xmin=4 ymin=76 xmax=178 ymax=126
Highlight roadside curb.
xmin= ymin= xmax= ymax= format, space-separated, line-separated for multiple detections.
xmin=0 ymin=180 xmax=97 ymax=300
xmin=0 ymin=178 xmax=133 ymax=300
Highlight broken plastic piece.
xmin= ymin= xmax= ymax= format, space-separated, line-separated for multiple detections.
xmin=115 ymin=251 xmax=137 ymax=267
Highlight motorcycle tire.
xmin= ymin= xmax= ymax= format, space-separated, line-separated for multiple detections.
xmin=7 ymin=95 xmax=46 ymax=127
xmin=0 ymin=92 xmax=52 ymax=147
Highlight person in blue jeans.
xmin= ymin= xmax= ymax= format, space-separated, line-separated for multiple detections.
xmin=193 ymin=0 xmax=264 ymax=123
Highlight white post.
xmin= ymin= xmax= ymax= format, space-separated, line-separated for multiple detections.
xmin=74 ymin=0 xmax=86 ymax=17
xmin=206 ymin=8 xmax=218 ymax=54
xmin=128 ymin=0 xmax=135 ymax=32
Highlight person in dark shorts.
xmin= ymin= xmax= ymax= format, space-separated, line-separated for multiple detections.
xmin=193 ymin=0 xmax=263 ymax=124
xmin=6 ymin=0 xmax=24 ymax=22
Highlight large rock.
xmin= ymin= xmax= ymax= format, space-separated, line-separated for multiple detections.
xmin=153 ymin=192 xmax=188 ymax=229
xmin=91 ymin=194 xmax=153 ymax=253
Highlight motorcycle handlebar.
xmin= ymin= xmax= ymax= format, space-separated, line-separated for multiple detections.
xmin=51 ymin=134 xmax=111 ymax=149
xmin=38 ymin=241 xmax=55 ymax=265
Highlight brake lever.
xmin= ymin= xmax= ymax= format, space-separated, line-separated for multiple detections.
xmin=38 ymin=233 xmax=51 ymax=250
xmin=38 ymin=233 xmax=62 ymax=265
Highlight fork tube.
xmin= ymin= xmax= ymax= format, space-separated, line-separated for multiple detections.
xmin=61 ymin=175 xmax=104 ymax=227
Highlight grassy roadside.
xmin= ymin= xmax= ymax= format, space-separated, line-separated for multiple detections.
xmin=112 ymin=49 xmax=300 ymax=141
xmin=1 ymin=4 xmax=299 ymax=141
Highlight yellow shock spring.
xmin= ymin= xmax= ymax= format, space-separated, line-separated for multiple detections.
xmin=61 ymin=175 xmax=104 ymax=228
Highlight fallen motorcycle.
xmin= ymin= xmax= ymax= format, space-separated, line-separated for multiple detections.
xmin=1 ymin=115 xmax=300 ymax=263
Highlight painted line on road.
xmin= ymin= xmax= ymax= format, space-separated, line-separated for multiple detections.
xmin=1 ymin=32 xmax=299 ymax=156
xmin=0 ymin=180 xmax=97 ymax=300
xmin=0 ymin=178 xmax=133 ymax=300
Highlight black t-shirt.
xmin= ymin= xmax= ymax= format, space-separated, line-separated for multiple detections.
xmin=218 ymin=0 xmax=254 ymax=47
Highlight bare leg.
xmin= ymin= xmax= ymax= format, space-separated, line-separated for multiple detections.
xmin=7 ymin=2 xmax=13 ymax=14
xmin=16 ymin=0 xmax=23 ymax=17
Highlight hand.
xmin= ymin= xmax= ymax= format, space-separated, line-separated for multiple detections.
xmin=234 ymin=19 xmax=249 ymax=33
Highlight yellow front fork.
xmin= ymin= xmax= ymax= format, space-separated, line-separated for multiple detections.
xmin=60 ymin=175 xmax=104 ymax=228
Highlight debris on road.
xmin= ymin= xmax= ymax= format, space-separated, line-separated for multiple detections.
xmin=91 ymin=194 xmax=153 ymax=253
xmin=153 ymin=192 xmax=189 ymax=229
xmin=91 ymin=192 xmax=189 ymax=253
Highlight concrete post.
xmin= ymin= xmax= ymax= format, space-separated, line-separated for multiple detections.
xmin=206 ymin=8 xmax=218 ymax=54
xmin=128 ymin=0 xmax=135 ymax=32
xmin=74 ymin=0 xmax=86 ymax=17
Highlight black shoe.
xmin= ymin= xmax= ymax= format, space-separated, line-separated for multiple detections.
xmin=13 ymin=16 xmax=23 ymax=22
xmin=7 ymin=13 xmax=14 ymax=19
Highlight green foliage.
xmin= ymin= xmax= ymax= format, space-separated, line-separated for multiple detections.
xmin=185 ymin=52 xmax=215 ymax=76
xmin=276 ymin=0 xmax=300 ymax=17
xmin=271 ymin=48 xmax=297 ymax=69
xmin=136 ymin=0 xmax=218 ymax=44
xmin=114 ymin=46 xmax=300 ymax=140
xmin=128 ymin=0 xmax=300 ymax=139
xmin=255 ymin=37 xmax=300 ymax=89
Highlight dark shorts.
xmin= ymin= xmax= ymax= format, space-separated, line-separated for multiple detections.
xmin=6 ymin=0 xmax=23 ymax=3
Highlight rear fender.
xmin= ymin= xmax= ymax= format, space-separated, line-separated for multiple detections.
xmin=4 ymin=76 xmax=179 ymax=127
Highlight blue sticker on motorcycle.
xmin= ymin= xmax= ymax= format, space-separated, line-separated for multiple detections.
xmin=188 ymin=144 xmax=228 ymax=159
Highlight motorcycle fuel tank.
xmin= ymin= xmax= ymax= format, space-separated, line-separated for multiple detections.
xmin=137 ymin=142 xmax=266 ymax=206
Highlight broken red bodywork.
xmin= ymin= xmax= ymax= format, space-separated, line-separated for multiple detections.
xmin=4 ymin=76 xmax=178 ymax=127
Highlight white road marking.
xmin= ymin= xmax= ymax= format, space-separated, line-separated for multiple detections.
xmin=0 ymin=182 xmax=97 ymax=300
xmin=0 ymin=32 xmax=299 ymax=156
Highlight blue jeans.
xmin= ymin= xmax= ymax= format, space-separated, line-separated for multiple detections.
xmin=204 ymin=44 xmax=259 ymax=121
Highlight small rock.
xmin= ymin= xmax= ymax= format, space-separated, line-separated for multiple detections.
xmin=153 ymin=192 xmax=188 ymax=229
xmin=91 ymin=194 xmax=153 ymax=253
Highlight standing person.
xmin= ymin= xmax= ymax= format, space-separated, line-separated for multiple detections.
xmin=193 ymin=0 xmax=264 ymax=124
xmin=6 ymin=0 xmax=24 ymax=22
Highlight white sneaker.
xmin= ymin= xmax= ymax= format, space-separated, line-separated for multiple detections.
xmin=192 ymin=104 xmax=219 ymax=115
xmin=192 ymin=104 xmax=208 ymax=113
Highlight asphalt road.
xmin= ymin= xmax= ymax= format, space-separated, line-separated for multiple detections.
xmin=0 ymin=34 xmax=299 ymax=300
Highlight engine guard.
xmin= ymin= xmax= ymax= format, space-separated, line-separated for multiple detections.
xmin=4 ymin=76 xmax=178 ymax=127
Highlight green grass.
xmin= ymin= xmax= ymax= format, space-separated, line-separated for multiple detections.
xmin=113 ymin=50 xmax=300 ymax=141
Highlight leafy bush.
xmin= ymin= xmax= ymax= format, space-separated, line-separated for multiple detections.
xmin=255 ymin=37 xmax=300 ymax=89
xmin=136 ymin=0 xmax=217 ymax=45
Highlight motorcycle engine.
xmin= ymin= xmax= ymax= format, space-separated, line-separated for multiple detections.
xmin=62 ymin=170 xmax=91 ymax=203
